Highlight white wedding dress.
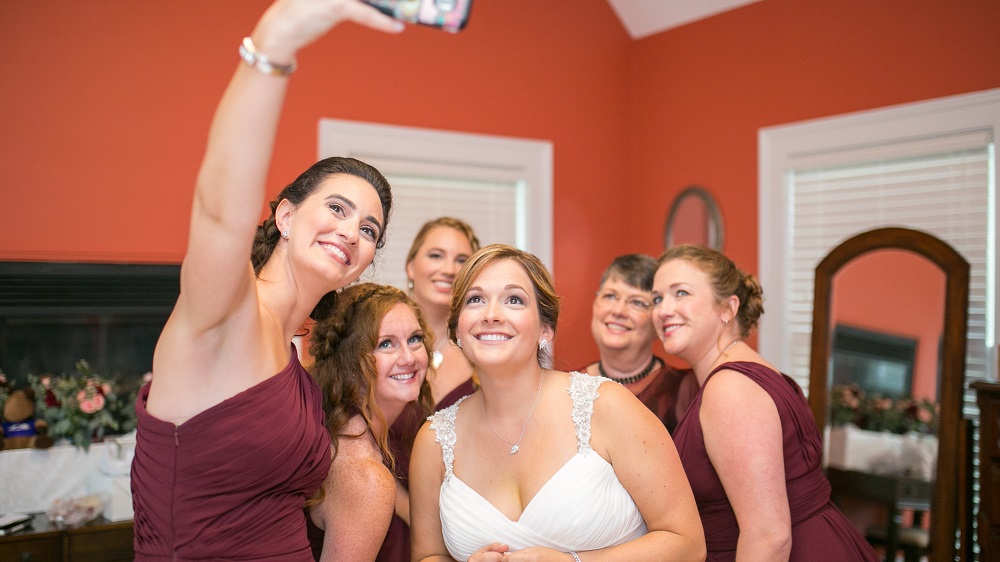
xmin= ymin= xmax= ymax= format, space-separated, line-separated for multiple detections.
xmin=429 ymin=372 xmax=647 ymax=561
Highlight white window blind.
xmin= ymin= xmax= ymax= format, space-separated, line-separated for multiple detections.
xmin=359 ymin=173 xmax=523 ymax=289
xmin=783 ymin=132 xmax=994 ymax=410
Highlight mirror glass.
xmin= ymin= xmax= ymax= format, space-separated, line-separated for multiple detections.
xmin=825 ymin=249 xmax=945 ymax=478
xmin=664 ymin=186 xmax=724 ymax=250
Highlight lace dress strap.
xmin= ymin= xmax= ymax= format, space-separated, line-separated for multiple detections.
xmin=568 ymin=372 xmax=611 ymax=455
xmin=429 ymin=394 xmax=471 ymax=480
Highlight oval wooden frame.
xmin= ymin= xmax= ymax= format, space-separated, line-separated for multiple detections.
xmin=664 ymin=186 xmax=725 ymax=251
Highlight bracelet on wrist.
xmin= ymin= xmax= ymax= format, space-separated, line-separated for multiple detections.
xmin=569 ymin=552 xmax=581 ymax=562
xmin=238 ymin=36 xmax=297 ymax=77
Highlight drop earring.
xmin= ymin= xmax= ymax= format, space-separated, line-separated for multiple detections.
xmin=456 ymin=338 xmax=462 ymax=349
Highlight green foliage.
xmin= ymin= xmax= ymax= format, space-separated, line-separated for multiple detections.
xmin=830 ymin=383 xmax=937 ymax=435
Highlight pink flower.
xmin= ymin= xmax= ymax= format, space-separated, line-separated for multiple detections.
xmin=79 ymin=393 xmax=105 ymax=414
xmin=142 ymin=372 xmax=153 ymax=383
xmin=40 ymin=376 xmax=51 ymax=388
xmin=917 ymin=408 xmax=934 ymax=423
xmin=100 ymin=383 xmax=111 ymax=395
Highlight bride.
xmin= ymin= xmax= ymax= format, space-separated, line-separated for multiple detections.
xmin=408 ymin=245 xmax=705 ymax=562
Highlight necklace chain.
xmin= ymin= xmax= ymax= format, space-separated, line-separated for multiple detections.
xmin=599 ymin=355 xmax=659 ymax=385
xmin=481 ymin=374 xmax=544 ymax=455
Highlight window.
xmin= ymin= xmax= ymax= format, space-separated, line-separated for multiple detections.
xmin=758 ymin=88 xmax=1000 ymax=396
xmin=319 ymin=119 xmax=553 ymax=288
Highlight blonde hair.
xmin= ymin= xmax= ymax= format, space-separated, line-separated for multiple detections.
xmin=405 ymin=217 xmax=481 ymax=278
xmin=447 ymin=244 xmax=561 ymax=365
xmin=657 ymin=244 xmax=764 ymax=339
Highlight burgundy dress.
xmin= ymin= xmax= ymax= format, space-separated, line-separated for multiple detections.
xmin=580 ymin=359 xmax=698 ymax=434
xmin=373 ymin=377 xmax=477 ymax=562
xmin=673 ymin=361 xmax=878 ymax=561
xmin=132 ymin=347 xmax=332 ymax=562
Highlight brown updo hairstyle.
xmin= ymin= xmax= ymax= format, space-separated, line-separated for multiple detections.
xmin=447 ymin=244 xmax=561 ymax=365
xmin=656 ymin=244 xmax=764 ymax=339
xmin=310 ymin=283 xmax=434 ymax=470
xmin=405 ymin=217 xmax=481 ymax=281
xmin=250 ymin=157 xmax=393 ymax=320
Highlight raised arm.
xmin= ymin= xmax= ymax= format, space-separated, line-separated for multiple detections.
xmin=701 ymin=370 xmax=792 ymax=561
xmin=176 ymin=0 xmax=400 ymax=331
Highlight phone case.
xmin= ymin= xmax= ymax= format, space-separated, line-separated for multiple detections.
xmin=363 ymin=0 xmax=472 ymax=33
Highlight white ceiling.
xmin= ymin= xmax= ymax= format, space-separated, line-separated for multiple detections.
xmin=606 ymin=0 xmax=764 ymax=39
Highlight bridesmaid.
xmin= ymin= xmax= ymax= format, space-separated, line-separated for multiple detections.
xmin=307 ymin=284 xmax=434 ymax=561
xmin=652 ymin=244 xmax=878 ymax=561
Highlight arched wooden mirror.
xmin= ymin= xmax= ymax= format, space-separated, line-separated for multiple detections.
xmin=808 ymin=227 xmax=969 ymax=561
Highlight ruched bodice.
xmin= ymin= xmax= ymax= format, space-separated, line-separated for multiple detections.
xmin=131 ymin=346 xmax=332 ymax=561
xmin=673 ymin=362 xmax=878 ymax=561
xmin=429 ymin=373 xmax=646 ymax=561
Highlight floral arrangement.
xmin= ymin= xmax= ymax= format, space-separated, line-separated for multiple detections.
xmin=830 ymin=384 xmax=938 ymax=434
xmin=26 ymin=360 xmax=139 ymax=450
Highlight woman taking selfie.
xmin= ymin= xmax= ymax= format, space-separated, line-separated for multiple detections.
xmin=130 ymin=1 xmax=401 ymax=560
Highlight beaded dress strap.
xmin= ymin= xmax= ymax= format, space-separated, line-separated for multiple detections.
xmin=568 ymin=372 xmax=609 ymax=455
xmin=429 ymin=395 xmax=471 ymax=480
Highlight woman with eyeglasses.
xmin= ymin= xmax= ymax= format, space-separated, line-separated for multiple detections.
xmin=581 ymin=254 xmax=698 ymax=434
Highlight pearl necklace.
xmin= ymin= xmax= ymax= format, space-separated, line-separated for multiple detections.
xmin=599 ymin=356 xmax=659 ymax=385
xmin=481 ymin=374 xmax=544 ymax=455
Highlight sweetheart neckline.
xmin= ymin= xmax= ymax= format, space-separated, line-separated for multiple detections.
xmin=444 ymin=451 xmax=614 ymax=523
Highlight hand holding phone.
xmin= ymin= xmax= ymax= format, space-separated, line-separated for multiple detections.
xmin=361 ymin=0 xmax=472 ymax=32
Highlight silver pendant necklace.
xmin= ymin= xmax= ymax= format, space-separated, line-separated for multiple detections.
xmin=481 ymin=374 xmax=544 ymax=455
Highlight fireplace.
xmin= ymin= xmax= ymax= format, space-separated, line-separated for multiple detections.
xmin=0 ymin=261 xmax=180 ymax=390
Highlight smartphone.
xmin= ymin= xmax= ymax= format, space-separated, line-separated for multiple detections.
xmin=362 ymin=0 xmax=472 ymax=33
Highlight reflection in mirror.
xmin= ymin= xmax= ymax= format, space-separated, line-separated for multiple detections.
xmin=825 ymin=248 xmax=945 ymax=509
xmin=830 ymin=249 xmax=944 ymax=409
xmin=808 ymin=227 xmax=970 ymax=562
xmin=664 ymin=186 xmax=724 ymax=250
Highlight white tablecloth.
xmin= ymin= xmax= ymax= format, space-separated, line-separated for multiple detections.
xmin=0 ymin=434 xmax=135 ymax=518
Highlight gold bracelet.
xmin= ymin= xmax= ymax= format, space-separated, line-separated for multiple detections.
xmin=238 ymin=36 xmax=297 ymax=77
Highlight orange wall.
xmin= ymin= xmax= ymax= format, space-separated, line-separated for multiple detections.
xmin=2 ymin=0 xmax=999 ymax=369
xmin=830 ymin=250 xmax=945 ymax=401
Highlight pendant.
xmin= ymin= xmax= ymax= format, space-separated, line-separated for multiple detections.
xmin=510 ymin=444 xmax=519 ymax=455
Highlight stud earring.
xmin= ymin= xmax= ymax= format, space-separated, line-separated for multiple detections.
xmin=539 ymin=339 xmax=548 ymax=351
xmin=456 ymin=338 xmax=462 ymax=349
xmin=407 ymin=279 xmax=414 ymax=290
xmin=281 ymin=230 xmax=289 ymax=239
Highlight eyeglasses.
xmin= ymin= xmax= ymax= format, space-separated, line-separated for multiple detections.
xmin=595 ymin=291 xmax=652 ymax=313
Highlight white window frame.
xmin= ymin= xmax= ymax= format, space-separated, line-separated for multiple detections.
xmin=319 ymin=119 xmax=554 ymax=272
xmin=758 ymin=88 xmax=1000 ymax=384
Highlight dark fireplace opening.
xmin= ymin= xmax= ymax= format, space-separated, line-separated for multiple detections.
xmin=0 ymin=262 xmax=180 ymax=392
